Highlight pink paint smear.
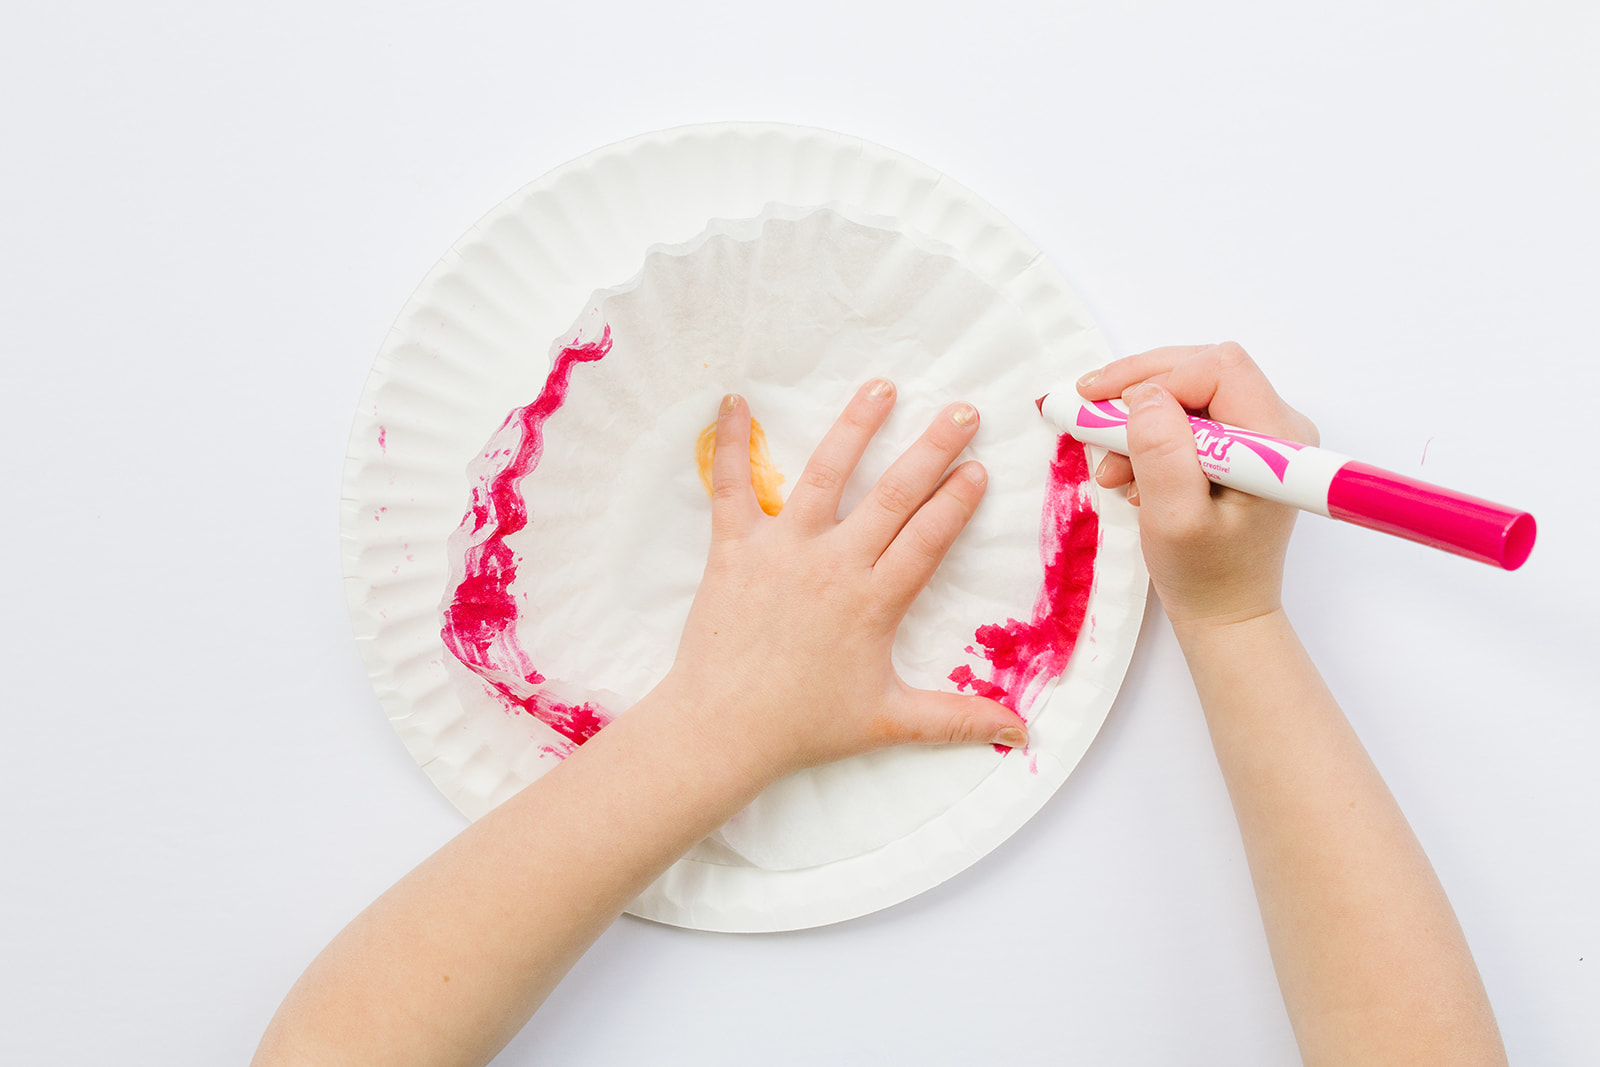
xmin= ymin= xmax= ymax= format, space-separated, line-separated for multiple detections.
xmin=440 ymin=330 xmax=615 ymax=748
xmin=949 ymin=434 xmax=1099 ymax=739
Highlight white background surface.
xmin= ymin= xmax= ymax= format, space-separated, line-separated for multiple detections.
xmin=2 ymin=1 xmax=1595 ymax=1063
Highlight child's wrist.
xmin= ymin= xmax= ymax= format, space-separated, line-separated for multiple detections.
xmin=1168 ymin=603 xmax=1291 ymax=648
xmin=627 ymin=676 xmax=797 ymax=793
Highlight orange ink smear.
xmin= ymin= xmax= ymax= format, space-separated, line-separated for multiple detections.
xmin=697 ymin=417 xmax=786 ymax=515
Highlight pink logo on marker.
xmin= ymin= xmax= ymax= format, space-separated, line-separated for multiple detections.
xmin=1075 ymin=400 xmax=1129 ymax=430
xmin=1074 ymin=400 xmax=1305 ymax=483
xmin=1192 ymin=418 xmax=1233 ymax=463
xmin=1226 ymin=428 xmax=1304 ymax=482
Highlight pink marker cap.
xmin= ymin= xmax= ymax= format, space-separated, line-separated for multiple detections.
xmin=1326 ymin=462 xmax=1536 ymax=571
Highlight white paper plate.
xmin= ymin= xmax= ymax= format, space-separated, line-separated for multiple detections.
xmin=341 ymin=123 xmax=1148 ymax=931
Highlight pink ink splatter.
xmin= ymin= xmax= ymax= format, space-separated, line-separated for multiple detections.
xmin=377 ymin=425 xmax=387 ymax=454
xmin=950 ymin=435 xmax=1099 ymax=737
xmin=440 ymin=330 xmax=615 ymax=746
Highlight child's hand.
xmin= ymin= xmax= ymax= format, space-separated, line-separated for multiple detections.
xmin=1077 ymin=343 xmax=1319 ymax=629
xmin=658 ymin=380 xmax=1028 ymax=781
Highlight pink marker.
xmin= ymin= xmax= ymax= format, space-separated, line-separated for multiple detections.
xmin=1036 ymin=394 xmax=1536 ymax=571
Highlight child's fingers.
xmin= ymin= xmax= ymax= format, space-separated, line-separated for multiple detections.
xmin=842 ymin=402 xmax=979 ymax=560
xmin=1076 ymin=346 xmax=1209 ymax=401
xmin=881 ymin=685 xmax=1029 ymax=749
xmin=709 ymin=394 xmax=762 ymax=540
xmin=872 ymin=461 xmax=986 ymax=611
xmin=1094 ymin=451 xmax=1134 ymax=489
xmin=1163 ymin=343 xmax=1316 ymax=443
xmin=784 ymin=378 xmax=897 ymax=531
xmin=1122 ymin=382 xmax=1212 ymax=525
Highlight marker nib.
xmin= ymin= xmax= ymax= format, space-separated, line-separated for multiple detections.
xmin=1034 ymin=394 xmax=1047 ymax=415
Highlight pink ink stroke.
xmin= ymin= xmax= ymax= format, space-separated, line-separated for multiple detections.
xmin=440 ymin=329 xmax=615 ymax=746
xmin=949 ymin=434 xmax=1099 ymax=731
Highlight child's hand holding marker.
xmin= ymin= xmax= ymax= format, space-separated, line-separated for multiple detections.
xmin=254 ymin=346 xmax=1508 ymax=1067
xmin=1075 ymin=342 xmax=1319 ymax=627
xmin=1046 ymin=342 xmax=1535 ymax=570
xmin=1073 ymin=342 xmax=1507 ymax=1065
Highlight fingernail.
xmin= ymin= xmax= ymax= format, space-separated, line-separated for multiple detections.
xmin=1127 ymin=482 xmax=1140 ymax=506
xmin=950 ymin=402 xmax=978 ymax=427
xmin=1076 ymin=367 xmax=1103 ymax=390
xmin=994 ymin=726 xmax=1028 ymax=749
xmin=868 ymin=378 xmax=895 ymax=398
xmin=720 ymin=393 xmax=740 ymax=416
xmin=961 ymin=462 xmax=987 ymax=487
xmin=1122 ymin=382 xmax=1164 ymax=412
xmin=1094 ymin=454 xmax=1110 ymax=481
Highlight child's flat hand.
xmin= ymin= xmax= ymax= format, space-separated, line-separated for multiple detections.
xmin=1076 ymin=343 xmax=1319 ymax=629
xmin=658 ymin=379 xmax=1028 ymax=782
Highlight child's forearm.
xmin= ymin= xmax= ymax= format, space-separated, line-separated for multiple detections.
xmin=1173 ymin=610 xmax=1506 ymax=1066
xmin=252 ymin=687 xmax=775 ymax=1067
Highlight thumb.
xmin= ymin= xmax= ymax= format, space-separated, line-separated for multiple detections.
xmin=895 ymin=687 xmax=1030 ymax=749
xmin=1122 ymin=381 xmax=1211 ymax=516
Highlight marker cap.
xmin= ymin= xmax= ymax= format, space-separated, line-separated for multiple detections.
xmin=1326 ymin=462 xmax=1536 ymax=570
